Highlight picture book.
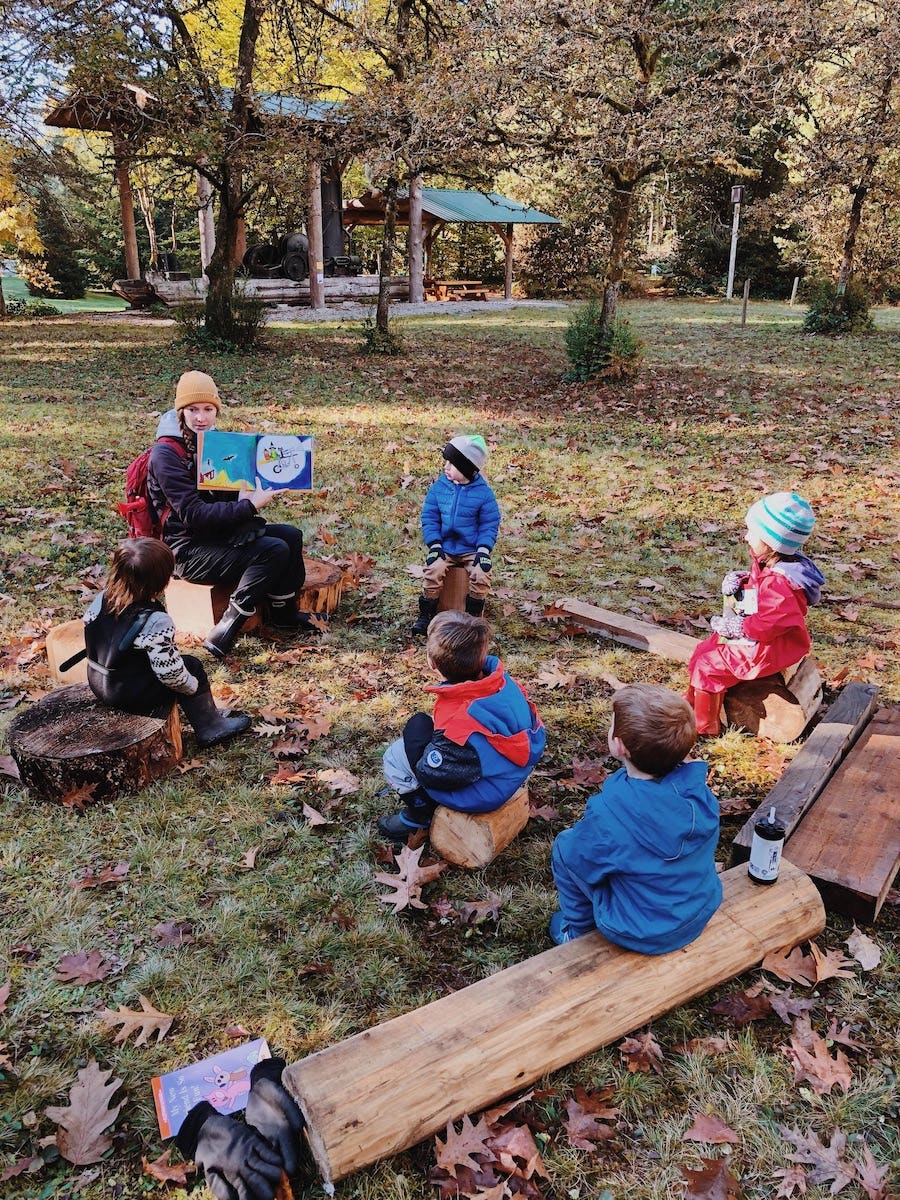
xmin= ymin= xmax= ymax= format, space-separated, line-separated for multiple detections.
xmin=197 ymin=430 xmax=314 ymax=492
xmin=151 ymin=1038 xmax=271 ymax=1139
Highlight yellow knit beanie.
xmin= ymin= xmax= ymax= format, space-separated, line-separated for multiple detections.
xmin=175 ymin=370 xmax=221 ymax=412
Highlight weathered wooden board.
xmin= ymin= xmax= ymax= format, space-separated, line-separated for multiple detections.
xmin=552 ymin=598 xmax=700 ymax=664
xmin=147 ymin=271 xmax=409 ymax=307
xmin=732 ymin=682 xmax=879 ymax=863
xmin=8 ymin=683 xmax=182 ymax=804
xmin=430 ymin=785 xmax=529 ymax=868
xmin=784 ymin=707 xmax=899 ymax=922
xmin=283 ymin=862 xmax=824 ymax=1184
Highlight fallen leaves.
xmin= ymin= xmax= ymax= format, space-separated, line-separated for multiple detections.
xmin=762 ymin=945 xmax=818 ymax=987
xmin=431 ymin=1100 xmax=550 ymax=1198
xmin=97 ymin=995 xmax=173 ymax=1045
xmin=151 ymin=921 xmax=195 ymax=947
xmin=54 ymin=951 xmax=112 ymax=986
xmin=779 ymin=1126 xmax=856 ymax=1194
xmin=315 ymin=767 xmax=360 ymax=795
xmin=782 ymin=1024 xmax=852 ymax=1095
xmin=845 ymin=927 xmax=880 ymax=971
xmin=619 ymin=1030 xmax=664 ymax=1074
xmin=563 ymin=1085 xmax=619 ymax=1151
xmin=681 ymin=1156 xmax=744 ymax=1199
xmin=70 ymin=861 xmax=130 ymax=890
xmin=142 ymin=1147 xmax=195 ymax=1185
xmin=45 ymin=1060 xmax=123 ymax=1165
xmin=375 ymin=845 xmax=447 ymax=913
xmin=683 ymin=1112 xmax=739 ymax=1145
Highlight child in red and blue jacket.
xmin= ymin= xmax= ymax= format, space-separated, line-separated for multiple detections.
xmin=686 ymin=491 xmax=825 ymax=736
xmin=378 ymin=610 xmax=546 ymax=841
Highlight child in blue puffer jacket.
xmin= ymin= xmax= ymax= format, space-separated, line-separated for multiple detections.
xmin=549 ymin=684 xmax=722 ymax=954
xmin=412 ymin=434 xmax=501 ymax=635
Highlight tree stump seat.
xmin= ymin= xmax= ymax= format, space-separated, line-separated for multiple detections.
xmin=429 ymin=785 xmax=530 ymax=868
xmin=7 ymin=683 xmax=182 ymax=805
xmin=724 ymin=655 xmax=823 ymax=742
xmin=45 ymin=620 xmax=89 ymax=684
xmin=436 ymin=564 xmax=469 ymax=614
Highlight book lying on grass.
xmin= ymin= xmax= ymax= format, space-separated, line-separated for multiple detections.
xmin=152 ymin=1038 xmax=271 ymax=1138
xmin=198 ymin=430 xmax=314 ymax=491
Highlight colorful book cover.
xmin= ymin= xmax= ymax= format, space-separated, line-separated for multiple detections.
xmin=151 ymin=1038 xmax=270 ymax=1139
xmin=197 ymin=430 xmax=314 ymax=492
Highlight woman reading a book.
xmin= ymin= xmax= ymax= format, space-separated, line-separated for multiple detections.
xmin=147 ymin=370 xmax=310 ymax=659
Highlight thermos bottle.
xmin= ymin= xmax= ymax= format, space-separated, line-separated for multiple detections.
xmin=748 ymin=806 xmax=786 ymax=884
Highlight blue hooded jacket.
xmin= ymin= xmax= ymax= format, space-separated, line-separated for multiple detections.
xmin=421 ymin=472 xmax=501 ymax=556
xmin=552 ymin=761 xmax=722 ymax=954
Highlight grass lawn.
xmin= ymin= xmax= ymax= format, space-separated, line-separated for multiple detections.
xmin=0 ymin=299 xmax=897 ymax=1199
xmin=1 ymin=272 xmax=127 ymax=313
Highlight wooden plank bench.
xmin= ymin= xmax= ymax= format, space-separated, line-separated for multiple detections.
xmin=283 ymin=861 xmax=824 ymax=1184
xmin=430 ymin=785 xmax=529 ymax=868
xmin=7 ymin=683 xmax=182 ymax=804
xmin=733 ymin=684 xmax=896 ymax=922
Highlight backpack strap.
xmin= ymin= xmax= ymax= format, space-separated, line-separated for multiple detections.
xmin=152 ymin=436 xmax=190 ymax=532
xmin=58 ymin=648 xmax=87 ymax=672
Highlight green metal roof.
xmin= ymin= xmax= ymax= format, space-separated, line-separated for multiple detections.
xmin=421 ymin=188 xmax=557 ymax=225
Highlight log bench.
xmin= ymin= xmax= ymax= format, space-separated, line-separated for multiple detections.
xmin=430 ymin=785 xmax=529 ymax=868
xmin=283 ymin=861 xmax=824 ymax=1184
xmin=7 ymin=683 xmax=182 ymax=804
xmin=732 ymin=682 xmax=898 ymax=922
xmin=436 ymin=564 xmax=469 ymax=614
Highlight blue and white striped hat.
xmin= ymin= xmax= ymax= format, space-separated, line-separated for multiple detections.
xmin=746 ymin=492 xmax=816 ymax=556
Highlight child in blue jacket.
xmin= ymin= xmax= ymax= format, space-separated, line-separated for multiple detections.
xmin=412 ymin=434 xmax=501 ymax=635
xmin=549 ymin=684 xmax=722 ymax=954
xmin=378 ymin=610 xmax=546 ymax=841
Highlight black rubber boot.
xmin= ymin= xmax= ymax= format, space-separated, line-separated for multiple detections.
xmin=465 ymin=595 xmax=486 ymax=618
xmin=412 ymin=596 xmax=439 ymax=636
xmin=377 ymin=789 xmax=437 ymax=843
xmin=180 ymin=688 xmax=251 ymax=747
xmin=203 ymin=600 xmax=254 ymax=660
xmin=268 ymin=598 xmax=326 ymax=635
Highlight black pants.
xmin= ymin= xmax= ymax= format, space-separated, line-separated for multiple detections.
xmin=89 ymin=653 xmax=210 ymax=718
xmin=173 ymin=523 xmax=305 ymax=612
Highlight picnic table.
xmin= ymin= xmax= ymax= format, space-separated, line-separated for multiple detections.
xmin=425 ymin=279 xmax=489 ymax=301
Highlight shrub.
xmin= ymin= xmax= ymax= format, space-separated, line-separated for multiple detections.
xmin=564 ymin=301 xmax=643 ymax=382
xmin=172 ymin=281 xmax=267 ymax=352
xmin=360 ymin=315 xmax=403 ymax=355
xmin=802 ymin=277 xmax=873 ymax=335
xmin=4 ymin=298 xmax=62 ymax=318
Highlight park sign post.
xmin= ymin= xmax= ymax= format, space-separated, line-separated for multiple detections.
xmin=726 ymin=184 xmax=745 ymax=300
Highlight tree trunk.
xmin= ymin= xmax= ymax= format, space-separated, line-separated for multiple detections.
xmin=0 ymin=276 xmax=6 ymax=320
xmin=375 ymin=176 xmax=398 ymax=336
xmin=598 ymin=178 xmax=635 ymax=334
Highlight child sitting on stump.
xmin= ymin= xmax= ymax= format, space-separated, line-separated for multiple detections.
xmin=378 ymin=610 xmax=546 ymax=841
xmin=549 ymin=685 xmax=721 ymax=953
xmin=83 ymin=539 xmax=250 ymax=747
xmin=412 ymin=434 xmax=501 ymax=634
xmin=686 ymin=491 xmax=825 ymax=736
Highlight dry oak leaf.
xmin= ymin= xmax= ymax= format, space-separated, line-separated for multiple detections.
xmin=711 ymin=988 xmax=773 ymax=1025
xmin=59 ymin=782 xmax=98 ymax=810
xmin=375 ymin=845 xmax=447 ymax=913
xmin=825 ymin=1018 xmax=868 ymax=1053
xmin=779 ymin=1125 xmax=856 ymax=1193
xmin=176 ymin=758 xmax=205 ymax=774
xmin=854 ymin=1143 xmax=890 ymax=1200
xmin=0 ymin=1154 xmax=44 ymax=1181
xmin=458 ymin=894 xmax=503 ymax=925
xmin=434 ymin=1113 xmax=494 ymax=1178
xmin=0 ymin=754 xmax=21 ymax=781
xmin=783 ymin=1030 xmax=852 ymax=1095
xmin=301 ymin=802 xmax=330 ymax=826
xmin=71 ymin=861 xmax=129 ymax=890
xmin=151 ymin=921 xmax=195 ymax=948
xmin=762 ymin=944 xmax=818 ymax=987
xmin=0 ymin=978 xmax=10 ymax=1014
xmin=44 ymin=1059 xmax=123 ymax=1165
xmin=98 ymin=995 xmax=173 ymax=1045
xmin=528 ymin=802 xmax=559 ymax=821
xmin=765 ymin=985 xmax=817 ymax=1027
xmin=809 ymin=942 xmax=855 ymax=983
xmin=772 ymin=1164 xmax=807 ymax=1197
xmin=315 ymin=767 xmax=360 ymax=795
xmin=142 ymin=1147 xmax=195 ymax=1185
xmin=845 ymin=927 xmax=880 ymax=971
xmin=681 ymin=1155 xmax=745 ymax=1199
xmin=684 ymin=1112 xmax=740 ymax=1145
xmin=564 ymin=1086 xmax=619 ymax=1151
xmin=535 ymin=664 xmax=578 ymax=690
xmin=619 ymin=1029 xmax=664 ymax=1074
xmin=55 ymin=951 xmax=112 ymax=986
xmin=488 ymin=1121 xmax=548 ymax=1179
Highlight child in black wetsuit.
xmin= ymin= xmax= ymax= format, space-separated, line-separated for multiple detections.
xmin=83 ymin=539 xmax=250 ymax=747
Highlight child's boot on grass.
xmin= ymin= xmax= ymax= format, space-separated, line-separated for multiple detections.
xmin=412 ymin=596 xmax=438 ymax=636
xmin=693 ymin=688 xmax=724 ymax=737
xmin=181 ymin=689 xmax=251 ymax=747
xmin=377 ymin=788 xmax=436 ymax=843
xmin=204 ymin=600 xmax=254 ymax=659
xmin=267 ymin=595 xmax=326 ymax=636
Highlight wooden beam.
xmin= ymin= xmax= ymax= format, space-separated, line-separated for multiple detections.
xmin=777 ymin=707 xmax=898 ymax=922
xmin=408 ymin=174 xmax=424 ymax=303
xmin=731 ymin=681 xmax=879 ymax=864
xmin=306 ymin=160 xmax=325 ymax=310
xmin=283 ymin=862 xmax=824 ymax=1183
xmin=552 ymin=598 xmax=700 ymax=664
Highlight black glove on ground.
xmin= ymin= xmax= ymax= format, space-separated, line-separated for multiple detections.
xmin=245 ymin=1058 xmax=306 ymax=1179
xmin=474 ymin=548 xmax=492 ymax=573
xmin=175 ymin=1101 xmax=283 ymax=1200
xmin=425 ymin=542 xmax=445 ymax=567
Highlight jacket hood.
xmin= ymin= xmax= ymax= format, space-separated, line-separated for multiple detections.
xmin=155 ymin=409 xmax=182 ymax=439
xmin=615 ymin=761 xmax=718 ymax=861
xmin=771 ymin=554 xmax=825 ymax=605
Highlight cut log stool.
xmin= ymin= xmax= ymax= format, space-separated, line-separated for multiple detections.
xmin=437 ymin=564 xmax=469 ymax=614
xmin=298 ymin=558 xmax=344 ymax=615
xmin=430 ymin=785 xmax=530 ymax=868
xmin=284 ymin=861 xmax=824 ymax=1184
xmin=45 ymin=620 xmax=88 ymax=684
xmin=724 ymin=656 xmax=823 ymax=742
xmin=7 ymin=683 xmax=182 ymax=804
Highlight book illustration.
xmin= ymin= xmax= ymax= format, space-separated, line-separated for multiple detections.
xmin=151 ymin=1037 xmax=270 ymax=1138
xmin=197 ymin=430 xmax=314 ymax=492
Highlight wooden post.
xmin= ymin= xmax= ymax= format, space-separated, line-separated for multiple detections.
xmin=741 ymin=278 xmax=750 ymax=326
xmin=196 ymin=166 xmax=216 ymax=273
xmin=504 ymin=221 xmax=514 ymax=299
xmin=113 ymin=140 xmax=141 ymax=281
xmin=283 ymin=862 xmax=824 ymax=1184
xmin=408 ymin=174 xmax=424 ymax=303
xmin=789 ymin=276 xmax=800 ymax=307
xmin=725 ymin=185 xmax=743 ymax=301
xmin=307 ymin=160 xmax=325 ymax=310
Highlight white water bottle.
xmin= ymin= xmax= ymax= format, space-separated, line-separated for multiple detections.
xmin=748 ymin=806 xmax=786 ymax=884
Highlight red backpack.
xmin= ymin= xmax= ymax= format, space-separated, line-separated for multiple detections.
xmin=118 ymin=437 xmax=187 ymax=539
